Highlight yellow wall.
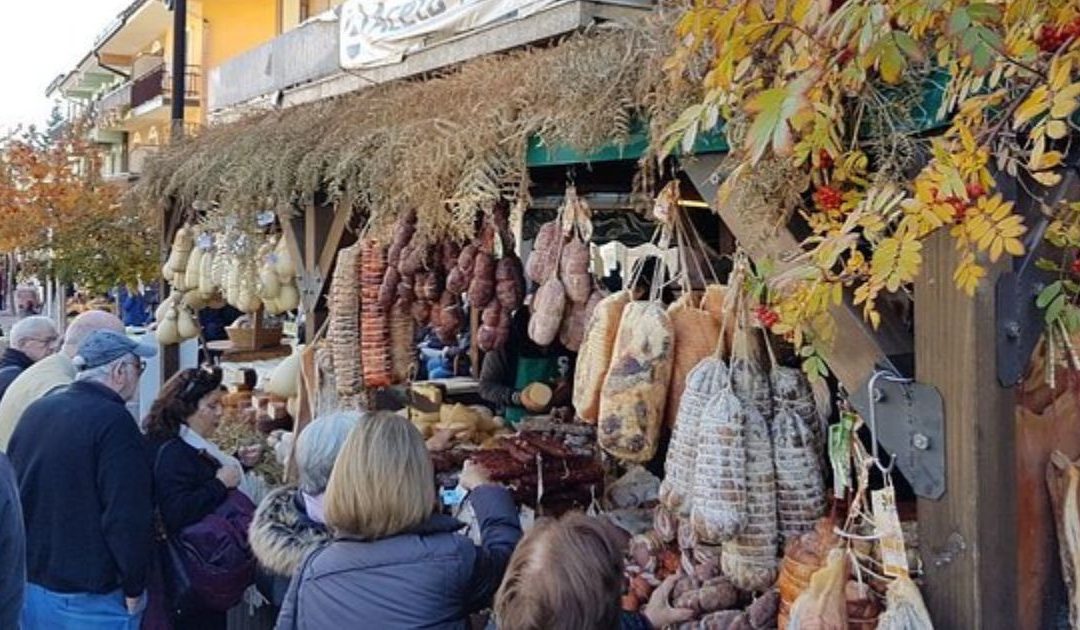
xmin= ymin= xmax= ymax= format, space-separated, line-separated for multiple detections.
xmin=201 ymin=0 xmax=278 ymax=70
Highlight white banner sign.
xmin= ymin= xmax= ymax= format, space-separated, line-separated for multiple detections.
xmin=339 ymin=0 xmax=558 ymax=69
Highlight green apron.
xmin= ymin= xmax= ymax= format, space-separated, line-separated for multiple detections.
xmin=504 ymin=355 xmax=559 ymax=426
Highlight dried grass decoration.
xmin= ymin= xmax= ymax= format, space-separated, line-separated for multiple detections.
xmin=131 ymin=22 xmax=687 ymax=246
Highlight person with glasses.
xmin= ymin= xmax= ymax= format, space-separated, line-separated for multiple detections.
xmin=0 ymin=316 xmax=59 ymax=403
xmin=8 ymin=329 xmax=157 ymax=629
xmin=0 ymin=310 xmax=126 ymax=451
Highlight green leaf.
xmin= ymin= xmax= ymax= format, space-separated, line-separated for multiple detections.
xmin=1047 ymin=293 xmax=1067 ymax=325
xmin=1065 ymin=305 xmax=1080 ymax=333
xmin=966 ymin=3 xmax=1002 ymax=23
xmin=1035 ymin=258 xmax=1061 ymax=272
xmin=1037 ymin=281 xmax=1063 ymax=309
xmin=947 ymin=8 xmax=971 ymax=37
xmin=1065 ymin=279 xmax=1080 ymax=294
xmin=893 ymin=31 xmax=925 ymax=62
xmin=743 ymin=73 xmax=815 ymax=163
xmin=879 ymin=39 xmax=906 ymax=84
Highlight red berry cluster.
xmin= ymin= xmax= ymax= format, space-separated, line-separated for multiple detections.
xmin=935 ymin=183 xmax=987 ymax=224
xmin=1071 ymin=258 xmax=1080 ymax=275
xmin=755 ymin=306 xmax=780 ymax=329
xmin=1038 ymin=20 xmax=1080 ymax=53
xmin=813 ymin=185 xmax=844 ymax=211
xmin=818 ymin=149 xmax=834 ymax=170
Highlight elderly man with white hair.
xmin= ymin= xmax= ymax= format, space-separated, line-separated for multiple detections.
xmin=249 ymin=409 xmax=362 ymax=606
xmin=9 ymin=329 xmax=157 ymax=628
xmin=0 ymin=316 xmax=59 ymax=402
xmin=0 ymin=309 xmax=125 ymax=451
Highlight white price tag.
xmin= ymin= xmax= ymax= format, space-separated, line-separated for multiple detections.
xmin=872 ymin=486 xmax=910 ymax=578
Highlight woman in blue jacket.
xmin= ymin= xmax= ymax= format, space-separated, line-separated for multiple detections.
xmin=276 ymin=411 xmax=522 ymax=630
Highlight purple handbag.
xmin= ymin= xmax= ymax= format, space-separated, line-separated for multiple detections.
xmin=172 ymin=489 xmax=257 ymax=611
xmin=153 ymin=442 xmax=257 ymax=614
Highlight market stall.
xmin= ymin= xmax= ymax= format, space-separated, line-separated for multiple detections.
xmin=131 ymin=1 xmax=1080 ymax=624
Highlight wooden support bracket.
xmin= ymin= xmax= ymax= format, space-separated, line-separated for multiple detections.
xmin=680 ymin=155 xmax=911 ymax=394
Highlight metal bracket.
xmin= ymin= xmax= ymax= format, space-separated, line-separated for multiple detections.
xmin=850 ymin=374 xmax=946 ymax=500
xmin=996 ymin=167 xmax=1079 ymax=386
xmin=996 ymin=252 xmax=1055 ymax=387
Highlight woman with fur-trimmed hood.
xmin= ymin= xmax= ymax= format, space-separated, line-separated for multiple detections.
xmin=249 ymin=410 xmax=359 ymax=605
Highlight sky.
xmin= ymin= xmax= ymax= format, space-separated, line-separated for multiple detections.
xmin=0 ymin=0 xmax=134 ymax=135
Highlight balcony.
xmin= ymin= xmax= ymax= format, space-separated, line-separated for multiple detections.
xmin=131 ymin=64 xmax=201 ymax=111
xmin=209 ymin=18 xmax=338 ymax=112
xmin=94 ymin=82 xmax=132 ymax=130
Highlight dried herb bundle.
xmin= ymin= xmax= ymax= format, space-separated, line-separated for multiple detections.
xmin=134 ymin=22 xmax=687 ymax=243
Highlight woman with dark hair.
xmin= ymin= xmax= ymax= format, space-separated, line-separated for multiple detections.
xmin=145 ymin=367 xmax=244 ymax=630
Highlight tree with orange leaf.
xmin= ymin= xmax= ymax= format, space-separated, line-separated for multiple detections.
xmin=0 ymin=119 xmax=158 ymax=294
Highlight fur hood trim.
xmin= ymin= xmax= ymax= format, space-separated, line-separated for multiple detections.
xmin=249 ymin=486 xmax=331 ymax=577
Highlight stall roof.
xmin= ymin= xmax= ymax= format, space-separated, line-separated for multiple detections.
xmin=134 ymin=25 xmax=678 ymax=245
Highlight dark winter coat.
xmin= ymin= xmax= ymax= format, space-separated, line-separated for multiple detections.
xmin=149 ymin=437 xmax=228 ymax=534
xmin=0 ymin=348 xmax=34 ymax=403
xmin=0 ymin=452 xmax=24 ymax=630
xmin=275 ymin=485 xmax=522 ymax=630
xmin=8 ymin=380 xmax=153 ymax=597
xmin=249 ymin=486 xmax=332 ymax=607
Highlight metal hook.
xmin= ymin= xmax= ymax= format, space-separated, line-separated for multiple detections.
xmin=865 ymin=369 xmax=913 ymax=476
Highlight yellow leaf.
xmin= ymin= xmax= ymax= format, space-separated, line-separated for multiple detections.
xmin=1050 ymin=57 xmax=1073 ymax=91
xmin=1013 ymin=86 xmax=1049 ymax=129
xmin=1004 ymin=237 xmax=1025 ymax=256
xmin=1034 ymin=150 xmax=1064 ymax=170
xmin=1050 ymin=85 xmax=1080 ymax=119
xmin=1033 ymin=170 xmax=1062 ymax=186
xmin=1047 ymin=119 xmax=1070 ymax=140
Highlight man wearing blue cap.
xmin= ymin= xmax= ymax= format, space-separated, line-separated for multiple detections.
xmin=8 ymin=330 xmax=157 ymax=629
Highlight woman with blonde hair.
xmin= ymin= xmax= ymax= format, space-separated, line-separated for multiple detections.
xmin=276 ymin=411 xmax=521 ymax=630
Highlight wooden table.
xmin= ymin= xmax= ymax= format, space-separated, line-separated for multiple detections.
xmin=206 ymin=340 xmax=292 ymax=362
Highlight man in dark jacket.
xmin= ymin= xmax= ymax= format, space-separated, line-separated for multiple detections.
xmin=8 ymin=329 xmax=156 ymax=629
xmin=0 ymin=452 xmax=24 ymax=630
xmin=0 ymin=316 xmax=59 ymax=402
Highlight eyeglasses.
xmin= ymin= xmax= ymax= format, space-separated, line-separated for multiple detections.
xmin=127 ymin=358 xmax=147 ymax=375
xmin=27 ymin=336 xmax=59 ymax=348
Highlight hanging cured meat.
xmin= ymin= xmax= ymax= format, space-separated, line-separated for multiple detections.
xmin=526 ymin=221 xmax=561 ymax=285
xmin=660 ymin=356 xmax=727 ymax=516
xmin=495 ymin=255 xmax=526 ymax=311
xmin=596 ymin=302 xmax=674 ymax=462
xmin=360 ymin=239 xmax=392 ymax=388
xmin=666 ymin=293 xmax=722 ymax=428
xmin=528 ymin=278 xmax=566 ymax=347
xmin=560 ymin=236 xmax=592 ymax=303
xmin=468 ymin=250 xmax=496 ymax=309
xmin=328 ymin=242 xmax=363 ymax=400
xmin=573 ymin=291 xmax=631 ymax=422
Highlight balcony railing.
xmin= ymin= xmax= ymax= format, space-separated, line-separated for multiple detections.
xmin=131 ymin=64 xmax=201 ymax=110
xmin=209 ymin=19 xmax=338 ymax=112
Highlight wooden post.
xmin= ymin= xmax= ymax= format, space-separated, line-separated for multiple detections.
xmin=914 ymin=230 xmax=1017 ymax=629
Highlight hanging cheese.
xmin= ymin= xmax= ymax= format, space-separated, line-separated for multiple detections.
xmin=596 ymin=301 xmax=674 ymax=462
xmin=572 ymin=291 xmax=630 ymax=422
xmin=157 ymin=308 xmax=180 ymax=345
xmin=177 ymin=307 xmax=200 ymax=340
xmin=184 ymin=247 xmax=204 ymax=291
xmin=198 ymin=251 xmax=216 ymax=297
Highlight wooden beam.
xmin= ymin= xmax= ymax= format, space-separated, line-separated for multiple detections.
xmin=317 ymin=205 xmax=352 ymax=284
xmin=681 ymin=155 xmax=909 ymax=393
xmin=914 ymin=230 xmax=1017 ymax=629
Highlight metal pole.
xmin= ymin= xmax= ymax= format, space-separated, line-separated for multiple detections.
xmin=170 ymin=0 xmax=187 ymax=142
